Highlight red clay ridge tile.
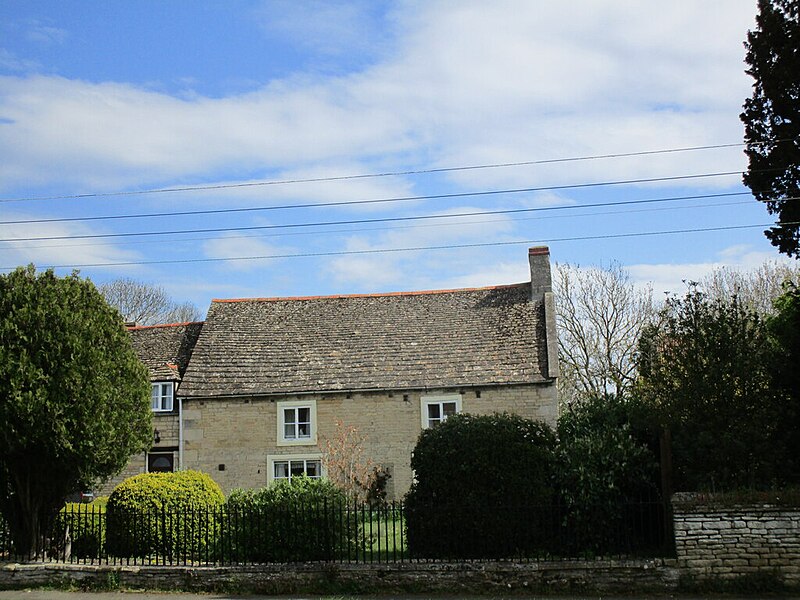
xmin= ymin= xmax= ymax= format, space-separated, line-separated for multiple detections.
xmin=212 ymin=282 xmax=529 ymax=303
xmin=126 ymin=321 xmax=204 ymax=330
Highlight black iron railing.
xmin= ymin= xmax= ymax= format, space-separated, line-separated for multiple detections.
xmin=0 ymin=498 xmax=672 ymax=565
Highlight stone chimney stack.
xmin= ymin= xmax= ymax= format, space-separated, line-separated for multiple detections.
xmin=528 ymin=246 xmax=559 ymax=381
xmin=528 ymin=246 xmax=552 ymax=300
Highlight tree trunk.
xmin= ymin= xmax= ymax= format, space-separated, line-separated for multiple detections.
xmin=8 ymin=470 xmax=46 ymax=558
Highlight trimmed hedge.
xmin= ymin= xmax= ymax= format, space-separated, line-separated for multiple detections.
xmin=405 ymin=413 xmax=557 ymax=558
xmin=58 ymin=498 xmax=107 ymax=558
xmin=224 ymin=477 xmax=357 ymax=562
xmin=106 ymin=470 xmax=223 ymax=559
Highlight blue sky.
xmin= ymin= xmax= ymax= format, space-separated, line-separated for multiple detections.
xmin=0 ymin=1 xmax=789 ymax=314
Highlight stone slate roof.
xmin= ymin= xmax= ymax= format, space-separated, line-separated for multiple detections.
xmin=179 ymin=283 xmax=550 ymax=398
xmin=128 ymin=322 xmax=204 ymax=381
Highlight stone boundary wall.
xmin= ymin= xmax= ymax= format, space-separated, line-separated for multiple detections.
xmin=672 ymin=497 xmax=800 ymax=585
xmin=0 ymin=559 xmax=677 ymax=594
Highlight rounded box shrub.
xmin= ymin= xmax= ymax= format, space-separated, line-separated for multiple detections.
xmin=106 ymin=470 xmax=224 ymax=559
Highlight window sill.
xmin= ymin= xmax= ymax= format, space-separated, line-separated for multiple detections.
xmin=277 ymin=437 xmax=316 ymax=447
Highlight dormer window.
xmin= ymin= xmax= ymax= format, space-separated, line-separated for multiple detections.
xmin=151 ymin=382 xmax=173 ymax=412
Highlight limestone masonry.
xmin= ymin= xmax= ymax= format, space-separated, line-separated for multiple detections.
xmin=100 ymin=246 xmax=560 ymax=498
xmin=673 ymin=496 xmax=800 ymax=586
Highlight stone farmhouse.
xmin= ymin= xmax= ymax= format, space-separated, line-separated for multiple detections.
xmin=102 ymin=246 xmax=559 ymax=499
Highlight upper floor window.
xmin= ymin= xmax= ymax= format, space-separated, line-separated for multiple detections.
xmin=277 ymin=400 xmax=317 ymax=445
xmin=421 ymin=394 xmax=462 ymax=428
xmin=151 ymin=382 xmax=173 ymax=412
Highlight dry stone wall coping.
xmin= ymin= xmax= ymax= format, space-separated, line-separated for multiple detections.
xmin=0 ymin=559 xmax=678 ymax=595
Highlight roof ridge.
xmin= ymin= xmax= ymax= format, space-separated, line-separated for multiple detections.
xmin=212 ymin=282 xmax=529 ymax=304
xmin=127 ymin=321 xmax=204 ymax=331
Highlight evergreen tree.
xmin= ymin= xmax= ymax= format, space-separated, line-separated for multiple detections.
xmin=767 ymin=281 xmax=800 ymax=482
xmin=0 ymin=267 xmax=152 ymax=555
xmin=741 ymin=0 xmax=800 ymax=257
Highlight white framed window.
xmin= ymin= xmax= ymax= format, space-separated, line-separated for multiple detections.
xmin=277 ymin=400 xmax=317 ymax=446
xmin=268 ymin=454 xmax=323 ymax=484
xmin=151 ymin=382 xmax=173 ymax=412
xmin=421 ymin=394 xmax=462 ymax=429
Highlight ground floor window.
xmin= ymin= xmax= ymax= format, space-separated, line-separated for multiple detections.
xmin=269 ymin=454 xmax=323 ymax=483
xmin=147 ymin=451 xmax=175 ymax=473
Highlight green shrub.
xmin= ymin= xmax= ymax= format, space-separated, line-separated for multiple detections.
xmin=224 ymin=476 xmax=356 ymax=562
xmin=636 ymin=289 xmax=787 ymax=491
xmin=58 ymin=499 xmax=107 ymax=558
xmin=555 ymin=394 xmax=660 ymax=554
xmin=105 ymin=470 xmax=224 ymax=559
xmin=404 ymin=413 xmax=557 ymax=558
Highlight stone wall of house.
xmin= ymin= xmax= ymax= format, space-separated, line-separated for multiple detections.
xmin=97 ymin=411 xmax=180 ymax=496
xmin=182 ymin=382 xmax=558 ymax=499
xmin=672 ymin=497 xmax=800 ymax=585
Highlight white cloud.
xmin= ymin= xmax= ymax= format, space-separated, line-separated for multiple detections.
xmin=0 ymin=1 xmax=758 ymax=195
xmin=328 ymin=253 xmax=406 ymax=288
xmin=627 ymin=244 xmax=793 ymax=298
xmin=0 ymin=49 xmax=40 ymax=72
xmin=254 ymin=0 xmax=391 ymax=60
xmin=355 ymin=0 xmax=755 ymax=187
xmin=0 ymin=211 xmax=143 ymax=272
xmin=25 ymin=21 xmax=67 ymax=45
xmin=0 ymin=75 xmax=412 ymax=191
xmin=202 ymin=234 xmax=290 ymax=271
xmin=327 ymin=207 xmax=518 ymax=289
xmin=163 ymin=162 xmax=417 ymax=213
xmin=438 ymin=261 xmax=530 ymax=289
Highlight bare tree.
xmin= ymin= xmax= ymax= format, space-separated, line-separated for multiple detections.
xmin=554 ymin=262 xmax=656 ymax=407
xmin=321 ymin=420 xmax=384 ymax=503
xmin=98 ymin=278 xmax=202 ymax=326
xmin=698 ymin=261 xmax=800 ymax=315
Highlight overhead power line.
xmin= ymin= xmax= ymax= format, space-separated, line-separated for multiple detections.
xmin=5 ymin=198 xmax=754 ymax=251
xmin=0 ymin=142 xmax=748 ymax=204
xmin=0 ymin=172 xmax=747 ymax=226
xmin=0 ymin=188 xmax=751 ymax=243
xmin=11 ymin=222 xmax=791 ymax=271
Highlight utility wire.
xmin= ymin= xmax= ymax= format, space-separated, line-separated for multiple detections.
xmin=0 ymin=171 xmax=745 ymax=225
xmin=13 ymin=222 xmax=793 ymax=271
xmin=0 ymin=142 xmax=749 ymax=204
xmin=4 ymin=198 xmax=754 ymax=251
xmin=0 ymin=188 xmax=752 ymax=243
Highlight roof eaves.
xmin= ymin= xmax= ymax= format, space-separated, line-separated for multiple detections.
xmin=178 ymin=378 xmax=551 ymax=400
